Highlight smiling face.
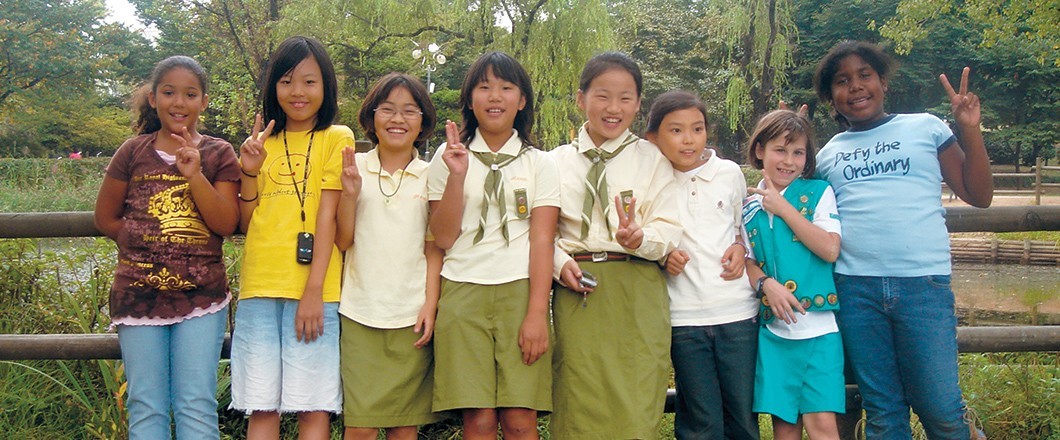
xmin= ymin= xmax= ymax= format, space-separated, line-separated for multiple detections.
xmin=577 ymin=68 xmax=641 ymax=147
xmin=647 ymin=108 xmax=708 ymax=172
xmin=755 ymin=132 xmax=808 ymax=190
xmin=276 ymin=56 xmax=324 ymax=132
xmin=148 ymin=67 xmax=208 ymax=136
xmin=469 ymin=67 xmax=525 ymax=143
xmin=374 ymin=86 xmax=423 ymax=155
xmin=830 ymin=54 xmax=888 ymax=129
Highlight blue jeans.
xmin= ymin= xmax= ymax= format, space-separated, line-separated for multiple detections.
xmin=834 ymin=274 xmax=970 ymax=440
xmin=117 ymin=308 xmax=227 ymax=440
xmin=671 ymin=318 xmax=760 ymax=440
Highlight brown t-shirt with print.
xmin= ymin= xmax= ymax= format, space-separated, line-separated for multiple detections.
xmin=106 ymin=133 xmax=240 ymax=322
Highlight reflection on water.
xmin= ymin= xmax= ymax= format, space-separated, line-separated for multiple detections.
xmin=952 ymin=262 xmax=1060 ymax=325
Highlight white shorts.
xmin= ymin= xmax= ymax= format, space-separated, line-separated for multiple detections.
xmin=229 ymin=298 xmax=342 ymax=413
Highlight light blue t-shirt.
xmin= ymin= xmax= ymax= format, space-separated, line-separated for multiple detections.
xmin=815 ymin=113 xmax=957 ymax=276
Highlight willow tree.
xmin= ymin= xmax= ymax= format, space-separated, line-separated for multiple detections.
xmin=278 ymin=0 xmax=614 ymax=149
xmin=710 ymin=0 xmax=797 ymax=142
xmin=880 ymin=0 xmax=1060 ymax=67
xmin=131 ymin=0 xmax=281 ymax=139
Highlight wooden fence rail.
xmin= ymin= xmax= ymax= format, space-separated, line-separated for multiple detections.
xmin=1 ymin=207 xmax=1058 ymax=439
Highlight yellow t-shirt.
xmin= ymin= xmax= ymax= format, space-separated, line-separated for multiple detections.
xmin=239 ymin=125 xmax=354 ymax=301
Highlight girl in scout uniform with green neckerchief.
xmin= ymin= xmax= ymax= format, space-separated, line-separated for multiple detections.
xmin=742 ymin=109 xmax=844 ymax=440
xmin=427 ymin=51 xmax=560 ymax=440
xmin=549 ymin=52 xmax=682 ymax=440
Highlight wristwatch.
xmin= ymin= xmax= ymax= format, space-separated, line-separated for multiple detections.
xmin=754 ymin=276 xmax=769 ymax=298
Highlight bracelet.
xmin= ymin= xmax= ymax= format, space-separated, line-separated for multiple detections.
xmin=754 ymin=275 xmax=769 ymax=299
xmin=238 ymin=192 xmax=258 ymax=202
xmin=241 ymin=168 xmax=258 ymax=178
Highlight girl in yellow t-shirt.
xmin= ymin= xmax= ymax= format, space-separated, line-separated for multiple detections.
xmin=231 ymin=36 xmax=352 ymax=439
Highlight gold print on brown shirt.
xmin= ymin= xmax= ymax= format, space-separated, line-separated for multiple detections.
xmin=147 ymin=182 xmax=209 ymax=238
xmin=131 ymin=267 xmax=197 ymax=291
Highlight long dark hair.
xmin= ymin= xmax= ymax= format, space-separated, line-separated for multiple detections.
xmin=262 ymin=36 xmax=339 ymax=134
xmin=458 ymin=51 xmax=535 ymax=145
xmin=130 ymin=56 xmax=208 ymax=135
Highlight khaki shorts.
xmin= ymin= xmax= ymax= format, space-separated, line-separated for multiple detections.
xmin=340 ymin=317 xmax=444 ymax=427
xmin=432 ymin=279 xmax=552 ymax=412
xmin=551 ymin=260 xmax=671 ymax=439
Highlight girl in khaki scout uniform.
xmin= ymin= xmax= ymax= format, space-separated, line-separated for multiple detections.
xmin=335 ymin=73 xmax=445 ymax=440
xmin=549 ymin=52 xmax=682 ymax=439
xmin=427 ymin=51 xmax=560 ymax=440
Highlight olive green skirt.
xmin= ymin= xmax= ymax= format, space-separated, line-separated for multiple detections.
xmin=340 ymin=317 xmax=444 ymax=427
xmin=551 ymin=260 xmax=671 ymax=439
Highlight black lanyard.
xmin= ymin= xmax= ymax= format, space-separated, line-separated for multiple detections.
xmin=282 ymin=130 xmax=314 ymax=231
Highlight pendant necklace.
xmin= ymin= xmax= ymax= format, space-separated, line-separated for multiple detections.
xmin=379 ymin=154 xmax=415 ymax=206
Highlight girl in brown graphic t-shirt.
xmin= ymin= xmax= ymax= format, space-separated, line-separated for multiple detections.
xmin=94 ymin=55 xmax=239 ymax=439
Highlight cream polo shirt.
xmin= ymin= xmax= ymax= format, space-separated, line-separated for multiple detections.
xmin=428 ymin=129 xmax=561 ymax=285
xmin=240 ymin=125 xmax=351 ymax=302
xmin=666 ymin=151 xmax=758 ymax=326
xmin=550 ymin=126 xmax=682 ymax=279
xmin=339 ymin=148 xmax=431 ymax=328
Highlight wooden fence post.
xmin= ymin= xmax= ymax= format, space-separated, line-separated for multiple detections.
xmin=1035 ymin=156 xmax=1043 ymax=205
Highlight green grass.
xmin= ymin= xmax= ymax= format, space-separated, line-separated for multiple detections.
xmin=0 ymin=158 xmax=106 ymax=212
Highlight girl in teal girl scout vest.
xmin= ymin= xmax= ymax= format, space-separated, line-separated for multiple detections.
xmin=742 ymin=109 xmax=844 ymax=440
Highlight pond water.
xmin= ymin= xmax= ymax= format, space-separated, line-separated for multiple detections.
xmin=952 ymin=262 xmax=1060 ymax=325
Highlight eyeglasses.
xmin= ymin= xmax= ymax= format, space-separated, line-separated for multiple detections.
xmin=374 ymin=106 xmax=423 ymax=120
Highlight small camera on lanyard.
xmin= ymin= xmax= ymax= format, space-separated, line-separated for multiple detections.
xmin=296 ymin=232 xmax=314 ymax=264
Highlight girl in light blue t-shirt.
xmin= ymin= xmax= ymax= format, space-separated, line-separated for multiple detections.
xmin=812 ymin=40 xmax=992 ymax=440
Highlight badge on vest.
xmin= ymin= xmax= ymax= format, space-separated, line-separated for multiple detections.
xmin=620 ymin=190 xmax=634 ymax=215
xmin=514 ymin=188 xmax=529 ymax=219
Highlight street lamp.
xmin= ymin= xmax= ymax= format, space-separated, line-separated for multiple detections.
xmin=412 ymin=41 xmax=447 ymax=93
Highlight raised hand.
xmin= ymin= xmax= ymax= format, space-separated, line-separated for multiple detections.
xmin=340 ymin=147 xmax=362 ymax=198
xmin=614 ymin=195 xmax=643 ymax=250
xmin=240 ymin=113 xmax=274 ymax=176
xmin=170 ymin=126 xmax=202 ymax=178
xmin=940 ymin=67 xmax=981 ymax=129
xmin=441 ymin=120 xmax=468 ymax=175
xmin=748 ymin=176 xmax=795 ymax=218
xmin=665 ymin=249 xmax=690 ymax=276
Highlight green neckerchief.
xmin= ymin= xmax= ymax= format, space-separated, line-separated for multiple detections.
xmin=579 ymin=133 xmax=637 ymax=239
xmin=469 ymin=144 xmax=530 ymax=244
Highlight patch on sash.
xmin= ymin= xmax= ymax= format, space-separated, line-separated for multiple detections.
xmin=827 ymin=293 xmax=839 ymax=305
xmin=620 ymin=189 xmax=634 ymax=215
xmin=813 ymin=295 xmax=826 ymax=308
xmin=514 ymin=188 xmax=529 ymax=219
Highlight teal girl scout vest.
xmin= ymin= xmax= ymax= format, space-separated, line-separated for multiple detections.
xmin=742 ymin=178 xmax=839 ymax=324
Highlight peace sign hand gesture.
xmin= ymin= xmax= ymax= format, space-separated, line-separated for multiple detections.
xmin=240 ymin=113 xmax=275 ymax=176
xmin=170 ymin=126 xmax=203 ymax=178
xmin=340 ymin=147 xmax=362 ymax=198
xmin=940 ymin=67 xmax=981 ymax=130
xmin=748 ymin=176 xmax=795 ymax=218
xmin=614 ymin=195 xmax=643 ymax=250
xmin=441 ymin=120 xmax=468 ymax=176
